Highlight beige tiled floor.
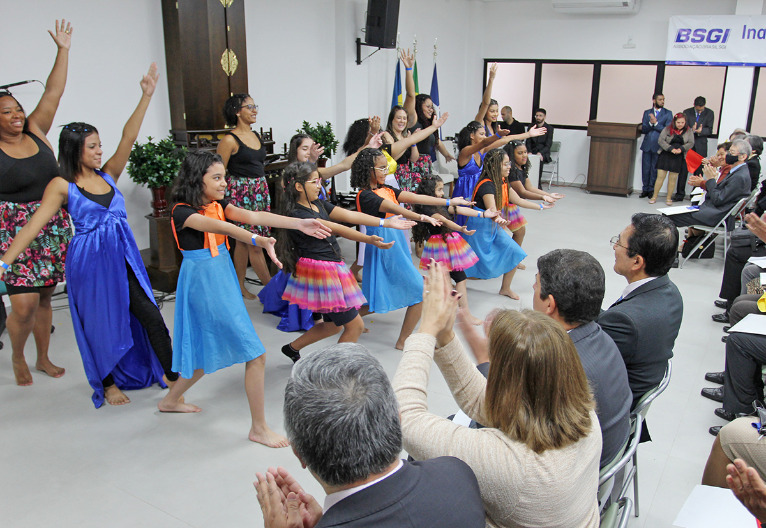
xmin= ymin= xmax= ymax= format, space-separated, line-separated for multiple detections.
xmin=0 ymin=186 xmax=740 ymax=527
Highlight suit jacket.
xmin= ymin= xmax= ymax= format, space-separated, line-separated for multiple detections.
xmin=691 ymin=163 xmax=751 ymax=226
xmin=683 ymin=106 xmax=715 ymax=157
xmin=597 ymin=274 xmax=683 ymax=405
xmin=317 ymin=457 xmax=485 ymax=528
xmin=526 ymin=122 xmax=554 ymax=162
xmin=499 ymin=119 xmax=526 ymax=136
xmin=640 ymin=107 xmax=673 ymax=153
xmin=569 ymin=321 xmax=632 ymax=467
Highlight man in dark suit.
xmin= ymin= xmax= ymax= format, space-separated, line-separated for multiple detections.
xmin=526 ymin=108 xmax=554 ymax=163
xmin=674 ymin=96 xmax=715 ymax=201
xmin=255 ymin=343 xmax=485 ymax=528
xmin=640 ymin=93 xmax=673 ymax=198
xmin=598 ymin=213 xmax=683 ymax=406
xmin=499 ymin=105 xmax=526 ymax=135
xmin=533 ymin=249 xmax=631 ymax=467
xmin=669 ymin=139 xmax=752 ymax=229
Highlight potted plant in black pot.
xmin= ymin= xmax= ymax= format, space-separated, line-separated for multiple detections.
xmin=127 ymin=135 xmax=187 ymax=217
xmin=296 ymin=121 xmax=338 ymax=168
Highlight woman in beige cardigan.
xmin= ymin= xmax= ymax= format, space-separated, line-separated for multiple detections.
xmin=392 ymin=262 xmax=601 ymax=528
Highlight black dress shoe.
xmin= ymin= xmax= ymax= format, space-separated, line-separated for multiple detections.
xmin=672 ymin=195 xmax=685 ymax=202
xmin=639 ymin=191 xmax=650 ymax=198
xmin=715 ymin=407 xmax=737 ymax=421
xmin=722 ymin=335 xmax=728 ymax=343
xmin=709 ymin=425 xmax=723 ymax=436
xmin=714 ymin=299 xmax=728 ymax=309
xmin=712 ymin=312 xmax=730 ymax=323
xmin=723 ymin=326 xmax=732 ymax=333
xmin=705 ymin=371 xmax=725 ymax=384
xmin=702 ymin=386 xmax=724 ymax=402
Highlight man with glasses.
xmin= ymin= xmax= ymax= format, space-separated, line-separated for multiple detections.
xmin=598 ymin=213 xmax=683 ymax=407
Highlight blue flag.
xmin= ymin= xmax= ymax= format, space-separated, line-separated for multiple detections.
xmin=391 ymin=59 xmax=403 ymax=108
xmin=431 ymin=63 xmax=441 ymax=140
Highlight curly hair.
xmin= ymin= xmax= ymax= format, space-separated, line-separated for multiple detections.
xmin=350 ymin=148 xmax=384 ymax=190
xmin=343 ymin=118 xmax=371 ymax=156
xmin=275 ymin=161 xmax=318 ymax=275
xmin=457 ymin=121 xmax=483 ymax=151
xmin=58 ymin=122 xmax=99 ymax=183
xmin=169 ymin=150 xmax=223 ymax=209
xmin=479 ymin=148 xmax=508 ymax=210
xmin=222 ymin=94 xmax=250 ymax=127
xmin=412 ymin=174 xmax=450 ymax=244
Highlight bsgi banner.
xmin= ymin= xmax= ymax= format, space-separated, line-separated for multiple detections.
xmin=667 ymin=15 xmax=766 ymax=67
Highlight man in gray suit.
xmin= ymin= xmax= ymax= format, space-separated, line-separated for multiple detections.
xmin=669 ymin=139 xmax=752 ymax=228
xmin=674 ymin=96 xmax=716 ymax=201
xmin=598 ymin=213 xmax=683 ymax=406
xmin=533 ymin=249 xmax=631 ymax=467
xmin=254 ymin=343 xmax=485 ymax=528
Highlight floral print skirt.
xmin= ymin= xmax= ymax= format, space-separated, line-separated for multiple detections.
xmin=0 ymin=200 xmax=71 ymax=288
xmin=395 ymin=155 xmax=433 ymax=210
xmin=225 ymin=176 xmax=271 ymax=237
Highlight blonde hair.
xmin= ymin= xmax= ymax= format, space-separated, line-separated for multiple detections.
xmin=484 ymin=310 xmax=594 ymax=453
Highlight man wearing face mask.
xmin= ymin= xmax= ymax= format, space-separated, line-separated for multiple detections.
xmin=666 ymin=139 xmax=752 ymax=229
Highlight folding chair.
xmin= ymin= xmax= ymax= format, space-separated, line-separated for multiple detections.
xmin=542 ymin=141 xmax=561 ymax=189
xmin=435 ymin=139 xmax=459 ymax=197
xmin=629 ymin=359 xmax=673 ymax=517
xmin=600 ymin=497 xmax=633 ymax=528
xmin=598 ymin=413 xmax=643 ymax=513
xmin=679 ymin=196 xmax=750 ymax=269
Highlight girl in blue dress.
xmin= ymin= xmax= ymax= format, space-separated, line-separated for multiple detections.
xmin=351 ymin=147 xmax=473 ymax=349
xmin=453 ymin=121 xmax=546 ymax=226
xmin=161 ymin=150 xmax=330 ymax=447
xmin=0 ymin=64 xmax=179 ymax=408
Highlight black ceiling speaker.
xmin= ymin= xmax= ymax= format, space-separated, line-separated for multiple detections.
xmin=365 ymin=0 xmax=400 ymax=49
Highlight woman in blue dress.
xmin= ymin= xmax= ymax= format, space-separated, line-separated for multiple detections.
xmin=0 ymin=64 xmax=179 ymax=408
xmin=453 ymin=121 xmax=546 ymax=226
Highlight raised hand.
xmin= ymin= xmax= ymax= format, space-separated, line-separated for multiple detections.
xmin=688 ymin=174 xmax=704 ymax=187
xmin=528 ymin=127 xmax=547 ymax=138
xmin=384 ymin=214 xmax=417 ymax=230
xmin=488 ymin=63 xmax=498 ymax=80
xmin=371 ymin=235 xmax=394 ymax=249
xmin=496 ymin=129 xmax=510 ymax=137
xmin=48 ymin=19 xmax=73 ymax=50
xmin=309 ymin=142 xmax=324 ymax=163
xmin=367 ymin=132 xmax=383 ymax=150
xmin=400 ymin=48 xmax=414 ymax=69
xmin=368 ymin=115 xmax=381 ymax=134
xmin=267 ymin=467 xmax=323 ymax=528
xmin=419 ymin=261 xmax=460 ymax=344
xmin=255 ymin=472 xmax=313 ymax=528
xmin=297 ymin=218 xmax=332 ymax=239
xmin=433 ymin=112 xmax=449 ymax=128
xmin=140 ymin=63 xmax=159 ymax=98
xmin=727 ymin=459 xmax=766 ymax=522
xmin=450 ymin=196 xmax=474 ymax=207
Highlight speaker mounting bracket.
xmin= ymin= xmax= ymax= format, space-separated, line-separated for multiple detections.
xmin=356 ymin=37 xmax=382 ymax=65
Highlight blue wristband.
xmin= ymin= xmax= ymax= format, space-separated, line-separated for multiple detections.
xmin=405 ymin=67 xmax=413 ymax=71
xmin=379 ymin=218 xmax=385 ymax=227
xmin=251 ymin=234 xmax=258 ymax=245
xmin=445 ymin=198 xmax=451 ymax=207
xmin=539 ymin=203 xmax=544 ymax=211
xmin=0 ymin=260 xmax=8 ymax=270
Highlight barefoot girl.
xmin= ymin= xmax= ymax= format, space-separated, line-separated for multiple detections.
xmin=276 ymin=161 xmax=415 ymax=362
xmin=159 ymin=150 xmax=330 ymax=447
xmin=351 ymin=148 xmax=473 ymax=349
xmin=0 ymin=64 xmax=180 ymax=407
xmin=462 ymin=148 xmax=529 ymax=299
xmin=413 ymin=174 xmax=496 ymax=325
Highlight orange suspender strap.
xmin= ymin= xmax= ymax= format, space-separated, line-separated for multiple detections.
xmin=472 ymin=179 xmax=492 ymax=202
xmin=170 ymin=202 xmax=230 ymax=257
xmin=356 ymin=187 xmax=399 ymax=219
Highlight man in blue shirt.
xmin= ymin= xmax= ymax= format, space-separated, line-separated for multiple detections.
xmin=640 ymin=93 xmax=673 ymax=198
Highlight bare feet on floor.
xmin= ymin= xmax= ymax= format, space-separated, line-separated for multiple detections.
xmin=249 ymin=426 xmax=290 ymax=448
xmin=499 ymin=289 xmax=520 ymax=300
xmin=241 ymin=288 xmax=256 ymax=300
xmin=35 ymin=358 xmax=65 ymax=378
xmin=163 ymin=376 xmax=185 ymax=404
xmin=157 ymin=399 xmax=201 ymax=413
xmin=13 ymin=358 xmax=33 ymax=386
xmin=105 ymin=385 xmax=131 ymax=405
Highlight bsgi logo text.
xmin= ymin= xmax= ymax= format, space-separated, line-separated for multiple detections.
xmin=675 ymin=28 xmax=731 ymax=43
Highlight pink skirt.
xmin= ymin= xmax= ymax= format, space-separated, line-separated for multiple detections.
xmin=419 ymin=232 xmax=479 ymax=271
xmin=283 ymin=258 xmax=366 ymax=313
xmin=500 ymin=204 xmax=527 ymax=232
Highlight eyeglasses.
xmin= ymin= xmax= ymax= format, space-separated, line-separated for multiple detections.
xmin=609 ymin=235 xmax=629 ymax=251
xmin=241 ymin=104 xmax=258 ymax=112
xmin=373 ymin=166 xmax=388 ymax=173
xmin=502 ymin=162 xmax=511 ymax=167
xmin=305 ymin=179 xmax=320 ymax=186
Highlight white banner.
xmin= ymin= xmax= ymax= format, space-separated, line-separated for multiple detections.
xmin=667 ymin=15 xmax=766 ymax=67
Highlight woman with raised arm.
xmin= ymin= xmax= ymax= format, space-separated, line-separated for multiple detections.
xmin=0 ymin=64 xmax=182 ymax=408
xmin=0 ymin=20 xmax=73 ymax=386
xmin=452 ymin=121 xmax=546 ymax=226
xmin=475 ymin=63 xmax=500 ymax=137
xmin=401 ymin=49 xmax=455 ymax=163
xmin=216 ymin=94 xmax=272 ymax=298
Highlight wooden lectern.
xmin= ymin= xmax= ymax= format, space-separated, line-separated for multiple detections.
xmin=585 ymin=121 xmax=641 ymax=196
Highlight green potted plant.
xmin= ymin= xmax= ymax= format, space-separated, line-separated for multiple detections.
xmin=296 ymin=121 xmax=339 ymax=166
xmin=127 ymin=135 xmax=187 ymax=217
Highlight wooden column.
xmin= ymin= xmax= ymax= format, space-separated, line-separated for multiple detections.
xmin=585 ymin=121 xmax=642 ymax=196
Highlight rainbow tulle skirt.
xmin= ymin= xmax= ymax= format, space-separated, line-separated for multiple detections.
xmin=500 ymin=204 xmax=527 ymax=232
xmin=282 ymin=258 xmax=366 ymax=313
xmin=419 ymin=232 xmax=479 ymax=271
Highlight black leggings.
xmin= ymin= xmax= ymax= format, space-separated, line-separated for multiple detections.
xmin=450 ymin=270 xmax=467 ymax=283
xmin=103 ymin=265 xmax=177 ymax=387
